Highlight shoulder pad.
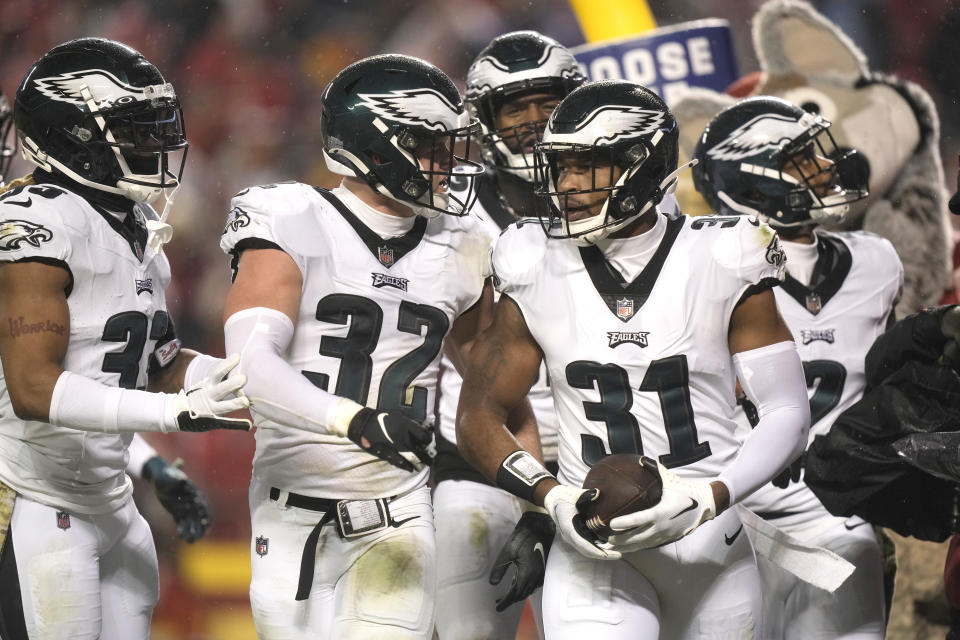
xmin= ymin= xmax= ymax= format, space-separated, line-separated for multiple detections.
xmin=221 ymin=182 xmax=331 ymax=258
xmin=492 ymin=219 xmax=548 ymax=289
xmin=0 ymin=183 xmax=80 ymax=264
xmin=696 ymin=215 xmax=786 ymax=284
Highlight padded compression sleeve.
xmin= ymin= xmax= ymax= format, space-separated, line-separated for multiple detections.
xmin=49 ymin=371 xmax=177 ymax=433
xmin=717 ymin=341 xmax=810 ymax=504
xmin=223 ymin=307 xmax=362 ymax=436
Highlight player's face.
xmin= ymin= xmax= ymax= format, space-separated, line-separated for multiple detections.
xmin=415 ymin=136 xmax=454 ymax=194
xmin=495 ymin=93 xmax=561 ymax=155
xmin=555 ymin=153 xmax=623 ymax=221
xmin=783 ymin=142 xmax=840 ymax=199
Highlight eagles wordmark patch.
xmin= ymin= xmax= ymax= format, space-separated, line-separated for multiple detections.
xmin=800 ymin=329 xmax=835 ymax=345
xmin=607 ymin=331 xmax=650 ymax=348
xmin=371 ymin=273 xmax=408 ymax=291
xmin=0 ymin=219 xmax=53 ymax=251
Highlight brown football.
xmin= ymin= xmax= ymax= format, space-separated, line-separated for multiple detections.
xmin=581 ymin=454 xmax=663 ymax=540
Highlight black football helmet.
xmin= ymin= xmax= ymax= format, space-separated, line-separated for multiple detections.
xmin=321 ymin=54 xmax=482 ymax=217
xmin=465 ymin=31 xmax=585 ymax=182
xmin=533 ymin=81 xmax=680 ymax=244
xmin=14 ymin=38 xmax=187 ymax=203
xmin=0 ymin=89 xmax=16 ymax=184
xmin=692 ymin=96 xmax=867 ymax=227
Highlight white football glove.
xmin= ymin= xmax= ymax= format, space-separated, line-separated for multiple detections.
xmin=544 ymin=484 xmax=620 ymax=561
xmin=606 ymin=458 xmax=716 ymax=551
xmin=167 ymin=354 xmax=251 ymax=432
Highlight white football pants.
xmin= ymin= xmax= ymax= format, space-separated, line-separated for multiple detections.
xmin=434 ymin=479 xmax=545 ymax=640
xmin=6 ymin=494 xmax=157 ymax=640
xmin=758 ymin=515 xmax=885 ymax=639
xmin=542 ymin=507 xmax=761 ymax=640
xmin=249 ymin=481 xmax=436 ymax=640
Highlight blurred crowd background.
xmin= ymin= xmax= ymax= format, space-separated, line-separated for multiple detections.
xmin=1 ymin=0 xmax=959 ymax=637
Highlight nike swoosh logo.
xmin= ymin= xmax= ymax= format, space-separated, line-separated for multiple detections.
xmin=844 ymin=521 xmax=867 ymax=531
xmin=377 ymin=413 xmax=395 ymax=444
xmin=534 ymin=542 xmax=545 ymax=564
xmin=389 ymin=515 xmax=420 ymax=528
xmin=669 ymin=498 xmax=698 ymax=520
xmin=724 ymin=525 xmax=743 ymax=546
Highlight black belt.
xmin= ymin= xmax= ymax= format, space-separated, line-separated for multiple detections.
xmin=269 ymin=488 xmax=338 ymax=601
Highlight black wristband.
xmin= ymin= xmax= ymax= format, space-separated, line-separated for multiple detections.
xmin=495 ymin=450 xmax=554 ymax=503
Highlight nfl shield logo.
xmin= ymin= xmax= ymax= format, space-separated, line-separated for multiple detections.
xmin=377 ymin=246 xmax=395 ymax=267
xmin=616 ymin=297 xmax=635 ymax=321
xmin=56 ymin=511 xmax=71 ymax=530
xmin=806 ymin=293 xmax=822 ymax=314
xmin=255 ymin=535 xmax=269 ymax=557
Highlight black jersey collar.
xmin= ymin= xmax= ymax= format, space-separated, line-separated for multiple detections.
xmin=780 ymin=233 xmax=852 ymax=315
xmin=315 ymin=187 xmax=427 ymax=268
xmin=579 ymin=214 xmax=684 ymax=323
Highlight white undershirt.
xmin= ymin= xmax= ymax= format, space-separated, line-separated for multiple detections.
xmin=333 ymin=181 xmax=416 ymax=239
xmin=781 ymin=237 xmax=819 ymax=286
xmin=595 ymin=211 xmax=668 ymax=283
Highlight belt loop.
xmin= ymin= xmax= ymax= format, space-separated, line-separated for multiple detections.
xmin=276 ymin=490 xmax=290 ymax=508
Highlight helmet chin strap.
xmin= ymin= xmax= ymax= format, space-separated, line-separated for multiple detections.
xmin=146 ymin=181 xmax=180 ymax=252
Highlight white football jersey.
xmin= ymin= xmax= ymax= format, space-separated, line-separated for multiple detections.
xmin=494 ymin=212 xmax=785 ymax=488
xmin=437 ymin=181 xmax=558 ymax=461
xmin=741 ymin=230 xmax=903 ymax=528
xmin=0 ymin=182 xmax=172 ymax=514
xmin=221 ymin=182 xmax=490 ymax=499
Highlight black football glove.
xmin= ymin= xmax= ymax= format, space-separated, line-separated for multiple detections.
xmin=771 ymin=454 xmax=804 ymax=489
xmin=489 ymin=511 xmax=556 ymax=612
xmin=143 ymin=456 xmax=210 ymax=543
xmin=347 ymin=407 xmax=434 ymax=472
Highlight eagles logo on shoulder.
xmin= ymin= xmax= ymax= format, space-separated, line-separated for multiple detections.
xmin=224 ymin=207 xmax=251 ymax=234
xmin=0 ymin=219 xmax=53 ymax=251
xmin=765 ymin=235 xmax=786 ymax=268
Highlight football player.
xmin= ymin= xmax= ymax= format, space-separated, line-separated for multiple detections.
xmin=220 ymin=54 xmax=497 ymax=638
xmin=433 ymin=30 xmax=583 ymax=639
xmin=692 ymin=96 xmax=898 ymax=639
xmin=456 ymin=80 xmax=810 ymax=639
xmin=0 ymin=38 xmax=250 ymax=640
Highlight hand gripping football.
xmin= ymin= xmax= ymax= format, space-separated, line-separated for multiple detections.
xmin=581 ymin=454 xmax=663 ymax=540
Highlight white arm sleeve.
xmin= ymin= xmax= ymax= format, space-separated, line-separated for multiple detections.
xmin=223 ymin=307 xmax=363 ymax=437
xmin=125 ymin=434 xmax=160 ymax=479
xmin=49 ymin=371 xmax=179 ymax=433
xmin=716 ymin=341 xmax=810 ymax=505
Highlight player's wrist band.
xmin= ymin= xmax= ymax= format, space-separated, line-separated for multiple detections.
xmin=496 ymin=450 xmax=554 ymax=503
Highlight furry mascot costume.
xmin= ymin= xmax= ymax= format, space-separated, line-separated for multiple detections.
xmin=673 ymin=0 xmax=955 ymax=317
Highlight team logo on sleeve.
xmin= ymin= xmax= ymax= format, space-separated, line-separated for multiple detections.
xmin=371 ymin=272 xmax=409 ymax=291
xmin=765 ymin=235 xmax=786 ymax=268
xmin=56 ymin=511 xmax=71 ymax=530
xmin=255 ymin=535 xmax=269 ymax=557
xmin=224 ymin=207 xmax=251 ymax=233
xmin=800 ymin=328 xmax=835 ymax=345
xmin=607 ymin=331 xmax=650 ymax=348
xmin=0 ymin=220 xmax=53 ymax=251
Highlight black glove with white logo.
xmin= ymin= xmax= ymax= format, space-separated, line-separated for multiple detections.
xmin=347 ymin=407 xmax=435 ymax=472
xmin=489 ymin=511 xmax=556 ymax=612
xmin=143 ymin=456 xmax=210 ymax=543
xmin=771 ymin=454 xmax=804 ymax=488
